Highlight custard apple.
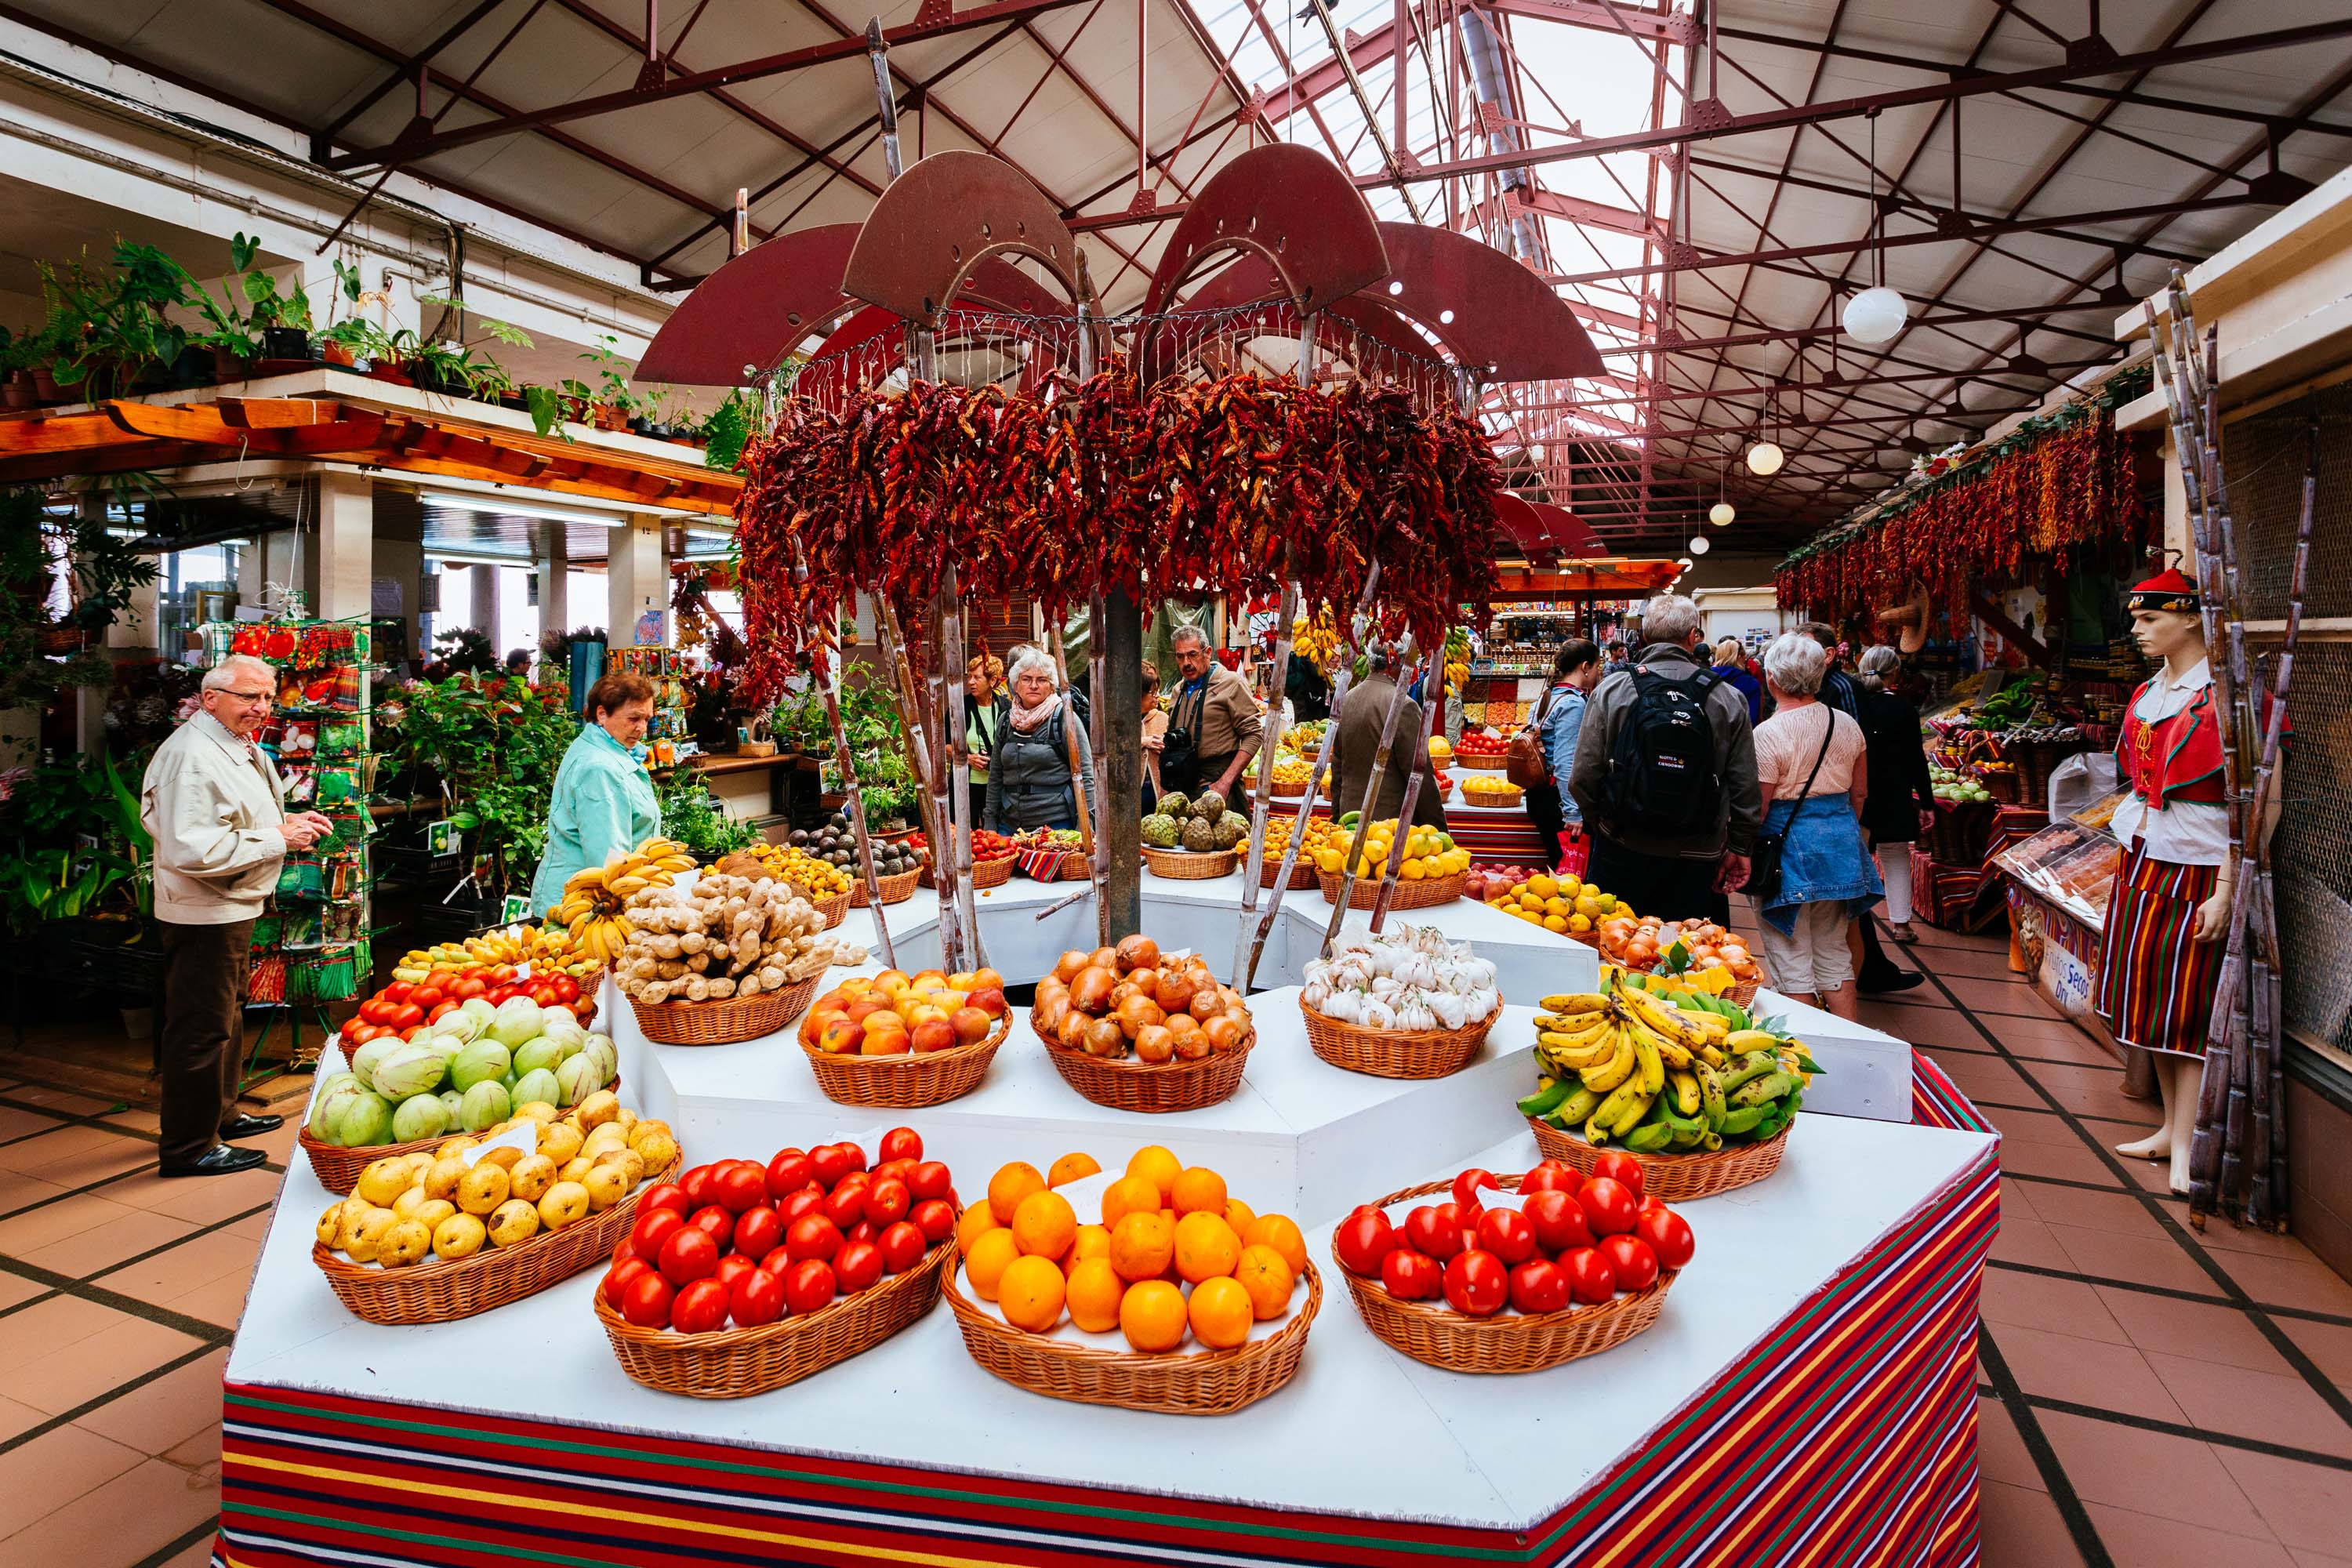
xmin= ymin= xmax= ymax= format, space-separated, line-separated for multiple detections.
xmin=1141 ymin=814 xmax=1181 ymax=848
xmin=1213 ymin=812 xmax=1248 ymax=849
xmin=1192 ymin=789 xmax=1228 ymax=821
xmin=1156 ymin=792 xmax=1189 ymax=821
xmin=1181 ymin=816 xmax=1216 ymax=852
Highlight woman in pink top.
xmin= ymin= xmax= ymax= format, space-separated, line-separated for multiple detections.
xmin=1749 ymin=632 xmax=1882 ymax=1018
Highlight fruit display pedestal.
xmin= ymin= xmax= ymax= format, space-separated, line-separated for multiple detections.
xmin=222 ymin=1114 xmax=1994 ymax=1566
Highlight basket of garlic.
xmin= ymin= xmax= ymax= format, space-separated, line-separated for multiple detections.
xmin=1298 ymin=925 xmax=1504 ymax=1080
xmin=617 ymin=874 xmax=869 ymax=1047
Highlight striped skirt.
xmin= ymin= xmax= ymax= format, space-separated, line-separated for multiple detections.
xmin=2092 ymin=843 xmax=2221 ymax=1062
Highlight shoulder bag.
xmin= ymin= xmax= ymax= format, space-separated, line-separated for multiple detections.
xmin=1745 ymin=709 xmax=1836 ymax=907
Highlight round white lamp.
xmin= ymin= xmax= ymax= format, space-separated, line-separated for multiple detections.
xmin=1689 ymin=535 xmax=1711 ymax=555
xmin=1744 ymin=440 xmax=1784 ymax=477
xmin=1708 ymin=500 xmax=1736 ymax=526
xmin=1842 ymin=285 xmax=1908 ymax=346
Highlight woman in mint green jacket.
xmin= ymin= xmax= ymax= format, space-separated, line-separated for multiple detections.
xmin=531 ymin=671 xmax=661 ymax=916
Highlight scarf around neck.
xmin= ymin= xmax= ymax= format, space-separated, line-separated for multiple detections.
xmin=1009 ymin=692 xmax=1061 ymax=733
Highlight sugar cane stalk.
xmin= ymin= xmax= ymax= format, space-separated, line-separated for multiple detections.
xmin=808 ymin=618 xmax=896 ymax=971
xmin=1369 ymin=664 xmax=1444 ymax=933
xmin=1087 ymin=592 xmax=1112 ymax=946
xmin=1232 ymin=581 xmax=1298 ymax=983
xmin=878 ymin=597 xmax=965 ymax=975
xmin=1047 ymin=623 xmax=1097 ymax=907
xmin=938 ymin=571 xmax=985 ymax=971
xmin=1319 ymin=639 xmax=1423 ymax=960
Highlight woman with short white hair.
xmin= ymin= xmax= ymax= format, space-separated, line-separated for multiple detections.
xmin=982 ymin=649 xmax=1096 ymax=833
xmin=1853 ymin=644 xmax=1936 ymax=941
xmin=1747 ymin=631 xmax=1882 ymax=1018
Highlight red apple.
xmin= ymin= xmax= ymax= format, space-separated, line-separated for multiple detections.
xmin=816 ymin=1016 xmax=866 ymax=1056
xmin=949 ymin=1006 xmax=993 ymax=1045
xmin=910 ymin=1018 xmax=957 ymax=1054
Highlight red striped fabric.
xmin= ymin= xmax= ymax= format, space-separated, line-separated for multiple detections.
xmin=2091 ymin=841 xmax=2220 ymax=1060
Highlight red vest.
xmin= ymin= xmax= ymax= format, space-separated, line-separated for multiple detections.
xmin=2116 ymin=680 xmax=2226 ymax=811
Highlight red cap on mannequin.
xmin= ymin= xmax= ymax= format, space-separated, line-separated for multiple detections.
xmin=2125 ymin=567 xmax=2199 ymax=615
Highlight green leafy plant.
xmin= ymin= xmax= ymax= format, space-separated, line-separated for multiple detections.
xmin=0 ymin=485 xmax=162 ymax=713
xmin=702 ymin=387 xmax=760 ymax=470
xmin=383 ymin=673 xmax=581 ymax=893
xmin=657 ymin=774 xmax=757 ymax=860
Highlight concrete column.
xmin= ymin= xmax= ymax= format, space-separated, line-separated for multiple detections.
xmin=314 ymin=470 xmax=374 ymax=622
xmin=608 ymin=514 xmax=667 ymax=646
xmin=470 ymin=561 xmax=498 ymax=638
xmin=539 ymin=525 xmax=569 ymax=644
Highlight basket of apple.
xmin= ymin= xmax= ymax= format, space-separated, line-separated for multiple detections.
xmin=593 ymin=1127 xmax=960 ymax=1399
xmin=797 ymin=965 xmax=1013 ymax=1108
xmin=1330 ymin=1156 xmax=1693 ymax=1374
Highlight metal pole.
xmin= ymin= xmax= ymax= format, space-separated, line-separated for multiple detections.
xmin=866 ymin=18 xmax=904 ymax=181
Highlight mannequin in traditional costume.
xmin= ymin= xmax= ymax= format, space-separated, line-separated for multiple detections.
xmin=2093 ymin=568 xmax=2277 ymax=1193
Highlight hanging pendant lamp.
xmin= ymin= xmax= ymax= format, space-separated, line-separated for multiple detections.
xmin=1843 ymin=110 xmax=1909 ymax=346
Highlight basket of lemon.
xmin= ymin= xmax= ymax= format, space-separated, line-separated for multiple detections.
xmin=1313 ymin=820 xmax=1471 ymax=910
xmin=1486 ymin=869 xmax=1628 ymax=942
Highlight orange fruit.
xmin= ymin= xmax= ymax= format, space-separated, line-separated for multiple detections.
xmin=956 ymin=1203 xmax=1002 ymax=1255
xmin=1011 ymin=1189 xmax=1076 ymax=1260
xmin=1243 ymin=1213 xmax=1308 ymax=1275
xmin=1234 ymin=1243 xmax=1296 ymax=1321
xmin=1125 ymin=1145 xmax=1181 ymax=1204
xmin=1120 ymin=1279 xmax=1189 ymax=1352
xmin=964 ymin=1229 xmax=1020 ymax=1301
xmin=1108 ymin=1210 xmax=1174 ymax=1283
xmin=1063 ymin=1223 xmax=1111 ymax=1276
xmin=987 ymin=1162 xmax=1047 ymax=1225
xmin=1224 ymin=1198 xmax=1258 ymax=1237
xmin=1173 ymin=1211 xmax=1242 ymax=1284
xmin=1065 ymin=1258 xmax=1125 ymax=1333
xmin=1048 ymin=1152 xmax=1102 ymax=1188
xmin=1187 ymin=1276 xmax=1252 ymax=1349
xmin=997 ymin=1254 xmax=1067 ymax=1333
xmin=1100 ymin=1174 xmax=1162 ymax=1231
xmin=1169 ymin=1167 xmax=1229 ymax=1218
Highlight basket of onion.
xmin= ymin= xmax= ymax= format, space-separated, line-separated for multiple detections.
xmin=1030 ymin=937 xmax=1257 ymax=1114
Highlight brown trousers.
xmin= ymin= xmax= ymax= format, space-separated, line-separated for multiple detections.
xmin=158 ymin=918 xmax=256 ymax=1168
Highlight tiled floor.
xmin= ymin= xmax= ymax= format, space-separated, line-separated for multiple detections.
xmin=4 ymin=922 xmax=2350 ymax=1566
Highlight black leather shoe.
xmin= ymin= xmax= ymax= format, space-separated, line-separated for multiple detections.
xmin=220 ymin=1113 xmax=283 ymax=1139
xmin=160 ymin=1144 xmax=269 ymax=1178
xmin=1856 ymin=966 xmax=1926 ymax=995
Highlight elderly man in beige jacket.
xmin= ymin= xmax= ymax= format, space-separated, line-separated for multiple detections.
xmin=142 ymin=653 xmax=333 ymax=1177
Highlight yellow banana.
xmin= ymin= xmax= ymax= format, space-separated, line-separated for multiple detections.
xmin=1589 ymin=1077 xmax=1649 ymax=1136
xmin=1681 ymin=1009 xmax=1730 ymax=1041
xmin=1627 ymin=987 xmax=1711 ymax=1052
xmin=607 ymin=874 xmax=651 ymax=898
xmin=1541 ymin=993 xmax=1611 ymax=1014
xmin=1539 ymin=1034 xmax=1622 ymax=1073
xmin=1669 ymin=1069 xmax=1701 ymax=1116
xmin=1580 ymin=1029 xmax=1635 ymax=1094
xmin=1699 ymin=1043 xmax=1727 ymax=1069
xmin=1535 ymin=1014 xmax=1612 ymax=1047
xmin=1725 ymin=1029 xmax=1782 ymax=1053
xmin=1631 ymin=1023 xmax=1665 ymax=1096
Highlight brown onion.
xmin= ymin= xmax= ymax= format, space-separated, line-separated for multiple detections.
xmin=1202 ymin=1014 xmax=1243 ymax=1054
xmin=1054 ymin=949 xmax=1091 ymax=984
xmin=1115 ymin=935 xmax=1160 ymax=973
xmin=1083 ymin=1016 xmax=1128 ymax=1058
xmin=1032 ymin=993 xmax=1069 ymax=1035
xmin=1163 ymin=1011 xmax=1201 ymax=1040
xmin=1172 ymin=1025 xmax=1213 ymax=1061
xmin=1116 ymin=993 xmax=1167 ymax=1040
xmin=1188 ymin=987 xmax=1222 ymax=1022
xmin=1134 ymin=1024 xmax=1175 ymax=1063
xmin=1069 ymin=966 xmax=1117 ymax=1016
xmin=1153 ymin=971 xmax=1196 ymax=1015
xmin=1056 ymin=1011 xmax=1092 ymax=1051
xmin=1125 ymin=966 xmax=1160 ymax=1001
xmin=1090 ymin=946 xmax=1120 ymax=974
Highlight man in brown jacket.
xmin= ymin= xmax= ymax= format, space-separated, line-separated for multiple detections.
xmin=1328 ymin=649 xmax=1448 ymax=828
xmin=1148 ymin=625 xmax=1261 ymax=805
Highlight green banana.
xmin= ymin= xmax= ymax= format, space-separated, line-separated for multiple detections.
xmin=1609 ymin=1087 xmax=1658 ymax=1136
xmin=1547 ymin=1085 xmax=1604 ymax=1128
xmin=1623 ymin=1120 xmax=1674 ymax=1152
xmin=1719 ymin=1054 xmax=1779 ymax=1094
xmin=1695 ymin=1062 xmax=1728 ymax=1131
xmin=1732 ymin=1070 xmax=1795 ymax=1109
xmin=1517 ymin=1077 xmax=1571 ymax=1118
xmin=1719 ymin=1103 xmax=1770 ymax=1135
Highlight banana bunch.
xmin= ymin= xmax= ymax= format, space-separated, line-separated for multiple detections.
xmin=1290 ymin=613 xmax=1344 ymax=675
xmin=550 ymin=837 xmax=695 ymax=965
xmin=1516 ymin=973 xmax=1821 ymax=1152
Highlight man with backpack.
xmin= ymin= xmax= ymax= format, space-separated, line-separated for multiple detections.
xmin=1567 ymin=595 xmax=1762 ymax=920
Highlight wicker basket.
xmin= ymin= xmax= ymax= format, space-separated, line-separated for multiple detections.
xmin=1459 ymin=785 xmax=1526 ymax=810
xmin=1259 ymin=855 xmax=1320 ymax=891
xmin=788 ymin=886 xmax=853 ymax=928
xmin=928 ymin=855 xmax=1014 ymax=891
xmin=630 ymin=972 xmax=821 ymax=1047
xmin=298 ymin=1074 xmax=625 ymax=1196
xmin=1298 ymin=996 xmax=1498 ymax=1079
xmin=1033 ymin=1016 xmax=1254 ymax=1114
xmin=799 ymin=1014 xmax=1011 ymax=1107
xmin=312 ymin=1160 xmax=679 ymax=1325
xmin=1142 ymin=844 xmax=1238 ymax=880
xmin=1526 ymin=1116 xmax=1790 ymax=1202
xmin=1336 ymin=1174 xmax=1673 ymax=1373
xmin=848 ymin=866 xmax=924 ymax=908
xmin=595 ymin=1234 xmax=954 ymax=1398
xmin=1726 ymin=978 xmax=1762 ymax=1011
xmin=941 ymin=1254 xmax=1320 ymax=1414
xmin=1454 ymin=756 xmax=1508 ymax=771
xmin=1316 ymin=867 xmax=1465 ymax=911
xmin=1976 ymin=767 xmax=2023 ymax=805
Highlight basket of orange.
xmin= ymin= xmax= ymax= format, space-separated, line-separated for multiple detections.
xmin=941 ymin=1147 xmax=1319 ymax=1416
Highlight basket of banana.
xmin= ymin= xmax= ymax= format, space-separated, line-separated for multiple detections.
xmin=1512 ymin=973 xmax=1813 ymax=1202
xmin=550 ymin=837 xmax=697 ymax=967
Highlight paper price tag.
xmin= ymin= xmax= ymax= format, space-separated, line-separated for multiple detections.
xmin=459 ymin=1121 xmax=537 ymax=1168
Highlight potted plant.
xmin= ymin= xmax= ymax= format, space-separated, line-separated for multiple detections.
xmin=318 ymin=260 xmax=367 ymax=366
xmin=572 ymin=333 xmax=640 ymax=430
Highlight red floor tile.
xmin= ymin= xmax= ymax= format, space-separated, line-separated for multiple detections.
xmin=0 ymin=1425 xmax=147 ymax=1537
xmin=2036 ymin=1409 xmax=2272 ymax=1537
xmin=2086 ymin=1503 xmax=2295 ymax=1567
xmin=1987 ymin=1320 xmax=2189 ymax=1422
xmin=2142 ymin=1350 xmax=2352 ymax=1459
xmin=1979 ymin=1267 xmax=2129 ymax=1345
xmin=1998 ymin=1138 xmax=2126 ymax=1186
xmin=7 ymin=1317 xmax=210 ymax=1417
xmin=2216 ymin=1447 xmax=2352 ymax=1555
xmin=2278 ymin=1318 xmax=2352 ymax=1392
xmin=1990 ymin=1218 xmax=2080 ymax=1272
xmin=2092 ymin=1285 xmax=2299 ymax=1374
xmin=0 ymin=1455 xmax=220 ymax=1564
xmin=1973 ymin=1395 xmax=2047 ymax=1490
xmin=1975 ymin=1479 xmax=2090 ymax=1566
xmin=2052 ymin=1225 xmax=2229 ymax=1295
xmin=2024 ymin=1183 xmax=2171 ymax=1239
xmin=2212 ymin=1250 xmax=2352 ymax=1317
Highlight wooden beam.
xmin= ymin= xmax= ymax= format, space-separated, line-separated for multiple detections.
xmin=0 ymin=412 xmax=123 ymax=456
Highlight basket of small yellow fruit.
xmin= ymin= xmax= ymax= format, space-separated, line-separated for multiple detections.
xmin=730 ymin=844 xmax=853 ymax=927
xmin=1460 ymin=775 xmax=1526 ymax=809
xmin=1256 ymin=812 xmax=1332 ymax=889
xmin=1484 ymin=869 xmax=1629 ymax=942
xmin=1313 ymin=818 xmax=1471 ymax=910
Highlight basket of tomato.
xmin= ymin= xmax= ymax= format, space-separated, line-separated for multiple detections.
xmin=913 ymin=829 xmax=1018 ymax=891
xmin=593 ymin=1127 xmax=960 ymax=1399
xmin=1330 ymin=1157 xmax=1693 ymax=1374
xmin=341 ymin=964 xmax=597 ymax=1055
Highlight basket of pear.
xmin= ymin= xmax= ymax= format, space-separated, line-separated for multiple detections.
xmin=310 ymin=1090 xmax=681 ymax=1326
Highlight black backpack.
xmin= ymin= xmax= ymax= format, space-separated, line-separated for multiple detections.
xmin=1599 ymin=666 xmax=1723 ymax=837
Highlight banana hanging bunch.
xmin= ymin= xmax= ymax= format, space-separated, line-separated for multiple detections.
xmin=551 ymin=837 xmax=695 ymax=965
xmin=1290 ymin=612 xmax=1344 ymax=675
xmin=1515 ymin=971 xmax=1820 ymax=1152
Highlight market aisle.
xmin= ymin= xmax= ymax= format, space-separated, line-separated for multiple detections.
xmin=5 ymin=935 xmax=2352 ymax=1567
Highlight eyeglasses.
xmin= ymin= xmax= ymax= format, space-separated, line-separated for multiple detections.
xmin=220 ymin=688 xmax=275 ymax=704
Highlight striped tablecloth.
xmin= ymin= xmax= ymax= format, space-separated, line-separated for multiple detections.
xmin=212 ymin=1054 xmax=1993 ymax=1568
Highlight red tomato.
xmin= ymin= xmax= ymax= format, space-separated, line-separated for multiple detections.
xmin=877 ymin=1220 xmax=927 ymax=1273
xmin=731 ymin=1268 xmax=786 ymax=1327
xmin=781 ymin=1189 xmax=826 ymax=1226
xmin=390 ymin=1003 xmax=424 ymax=1030
xmin=733 ymin=1206 xmax=783 ymax=1263
xmin=1591 ymin=1152 xmax=1646 ymax=1202
xmin=550 ymin=975 xmax=581 ymax=1004
xmin=1561 ymin=1247 xmax=1618 ymax=1305
xmin=1442 ymin=1250 xmax=1509 ymax=1317
xmin=869 ymin=1158 xmax=913 ymax=1186
xmin=452 ymin=977 xmax=487 ymax=1000
xmin=1599 ymin=1234 xmax=1661 ymax=1291
xmin=831 ymin=1167 xmax=872 ymax=1197
xmin=1522 ymin=1189 xmax=1594 ymax=1254
xmin=863 ymin=1178 xmax=911 ymax=1228
xmin=1475 ymin=1207 xmax=1537 ymax=1266
xmin=907 ymin=1160 xmax=953 ymax=1201
xmin=764 ymin=1149 xmax=816 ymax=1200
xmin=488 ymin=987 xmax=520 ymax=1007
xmin=399 ymin=1026 xmax=423 ymax=1042
xmin=1452 ymin=1167 xmax=1499 ymax=1210
xmin=382 ymin=982 xmax=414 ymax=1004
xmin=658 ymin=1227 xmax=720 ymax=1288
xmin=1636 ymin=1207 xmax=1697 ymax=1272
xmin=809 ymin=1144 xmax=858 ymax=1188
xmin=1578 ymin=1178 xmax=1639 ymax=1237
xmin=836 ymin=1240 xmax=884 ymax=1292
xmin=426 ymin=1001 xmax=456 ymax=1024
xmin=711 ymin=1254 xmax=757 ymax=1293
xmin=611 ymin=1237 xmax=639 ymax=1268
xmin=844 ymin=1220 xmax=877 ymax=1247
xmin=341 ymin=1023 xmax=379 ymax=1046
xmin=1381 ymin=1247 xmax=1442 ymax=1301
xmin=879 ymin=1127 xmax=924 ymax=1164
xmin=909 ymin=1199 xmax=956 ymax=1244
xmin=672 ymin=1276 xmax=732 ymax=1334
xmin=783 ymin=1258 xmax=837 ymax=1314
xmin=822 ymin=1185 xmax=866 ymax=1232
xmin=528 ymin=984 xmax=557 ymax=1008
xmin=641 ymin=1184 xmax=690 ymax=1221
xmin=631 ymin=1208 xmax=685 ymax=1259
xmin=678 ymin=1165 xmax=718 ymax=1210
xmin=602 ymin=1257 xmax=651 ymax=1310
xmin=1334 ymin=1207 xmax=1398 ymax=1276
xmin=1403 ymin=1204 xmax=1463 ymax=1262
xmin=1509 ymin=1258 xmax=1572 ymax=1315
xmin=489 ymin=964 xmax=519 ymax=985
xmin=713 ymin=1164 xmax=768 ymax=1214
xmin=412 ymin=985 xmax=445 ymax=1008
xmin=688 ymin=1206 xmax=735 ymax=1250
xmin=358 ymin=999 xmax=390 ymax=1025
xmin=786 ymin=1214 xmax=843 ymax=1263
xmin=760 ymin=1246 xmax=794 ymax=1278
xmin=1519 ymin=1160 xmax=1583 ymax=1198
xmin=621 ymin=1270 xmax=674 ymax=1328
